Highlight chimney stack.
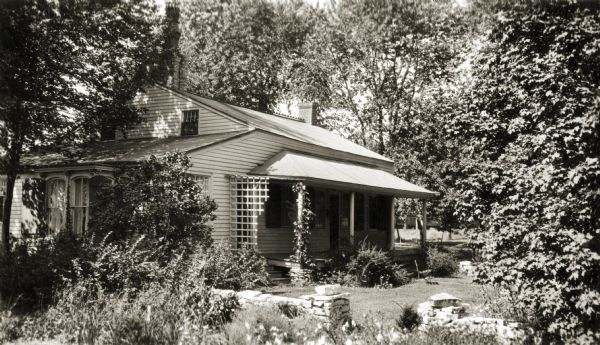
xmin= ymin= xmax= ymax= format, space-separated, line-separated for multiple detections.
xmin=298 ymin=102 xmax=318 ymax=125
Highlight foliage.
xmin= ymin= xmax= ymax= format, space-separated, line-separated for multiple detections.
xmin=20 ymin=281 xmax=238 ymax=344
xmin=0 ymin=232 xmax=83 ymax=311
xmin=0 ymin=0 xmax=164 ymax=253
xmin=395 ymin=306 xmax=422 ymax=332
xmin=290 ymin=182 xmax=314 ymax=269
xmin=448 ymin=1 xmax=600 ymax=342
xmin=178 ymin=0 xmax=317 ymax=112
xmin=183 ymin=242 xmax=269 ymax=290
xmin=89 ymin=152 xmax=217 ymax=257
xmin=426 ymin=246 xmax=459 ymax=277
xmin=346 ymin=243 xmax=410 ymax=287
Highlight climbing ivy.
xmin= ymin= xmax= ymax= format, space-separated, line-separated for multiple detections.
xmin=290 ymin=182 xmax=314 ymax=269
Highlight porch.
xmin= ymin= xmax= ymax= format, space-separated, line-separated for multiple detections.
xmin=229 ymin=151 xmax=438 ymax=269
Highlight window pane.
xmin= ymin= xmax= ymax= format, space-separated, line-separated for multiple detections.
xmin=266 ymin=183 xmax=282 ymax=228
xmin=181 ymin=110 xmax=199 ymax=136
xmin=47 ymin=179 xmax=66 ymax=232
xmin=70 ymin=178 xmax=89 ymax=235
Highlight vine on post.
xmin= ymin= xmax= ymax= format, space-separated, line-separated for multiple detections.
xmin=291 ymin=182 xmax=314 ymax=269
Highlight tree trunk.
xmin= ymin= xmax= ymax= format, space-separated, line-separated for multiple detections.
xmin=1 ymin=169 xmax=17 ymax=256
xmin=1 ymin=121 xmax=24 ymax=256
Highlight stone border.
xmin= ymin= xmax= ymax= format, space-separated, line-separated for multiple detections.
xmin=213 ymin=284 xmax=351 ymax=324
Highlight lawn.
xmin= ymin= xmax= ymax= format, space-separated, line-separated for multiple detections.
xmin=265 ymin=276 xmax=485 ymax=323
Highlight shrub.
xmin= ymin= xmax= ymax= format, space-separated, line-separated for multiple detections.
xmin=346 ymin=244 xmax=410 ymax=287
xmin=427 ymin=247 xmax=458 ymax=277
xmin=89 ymin=152 xmax=217 ymax=258
xmin=0 ymin=232 xmax=83 ymax=311
xmin=184 ymin=242 xmax=269 ymax=290
xmin=21 ymin=281 xmax=239 ymax=343
xmin=395 ymin=305 xmax=422 ymax=332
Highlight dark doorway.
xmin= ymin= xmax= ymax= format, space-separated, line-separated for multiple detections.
xmin=329 ymin=193 xmax=340 ymax=251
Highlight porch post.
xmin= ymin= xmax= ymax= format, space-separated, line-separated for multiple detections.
xmin=389 ymin=197 xmax=395 ymax=250
xmin=420 ymin=200 xmax=427 ymax=248
xmin=349 ymin=192 xmax=355 ymax=245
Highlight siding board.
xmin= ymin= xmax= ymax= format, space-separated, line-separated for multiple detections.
xmin=121 ymin=85 xmax=248 ymax=139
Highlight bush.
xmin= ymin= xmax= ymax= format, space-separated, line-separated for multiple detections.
xmin=20 ymin=281 xmax=239 ymax=343
xmin=0 ymin=232 xmax=83 ymax=311
xmin=395 ymin=305 xmax=422 ymax=332
xmin=346 ymin=244 xmax=410 ymax=287
xmin=89 ymin=152 xmax=217 ymax=258
xmin=427 ymin=247 xmax=458 ymax=277
xmin=184 ymin=242 xmax=269 ymax=290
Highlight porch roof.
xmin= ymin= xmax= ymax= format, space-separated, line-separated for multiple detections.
xmin=250 ymin=151 xmax=438 ymax=199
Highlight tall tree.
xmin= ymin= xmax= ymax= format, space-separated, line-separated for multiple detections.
xmin=178 ymin=0 xmax=317 ymax=112
xmin=0 ymin=0 xmax=163 ymax=254
xmin=450 ymin=1 xmax=600 ymax=341
xmin=291 ymin=0 xmax=470 ymax=228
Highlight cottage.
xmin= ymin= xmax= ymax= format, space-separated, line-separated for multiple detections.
xmin=0 ymin=84 xmax=437 ymax=268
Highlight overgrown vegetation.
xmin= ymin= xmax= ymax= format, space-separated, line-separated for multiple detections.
xmin=314 ymin=242 xmax=410 ymax=288
xmin=0 ymin=154 xmax=267 ymax=343
xmin=449 ymin=2 xmax=600 ymax=342
xmin=426 ymin=246 xmax=459 ymax=277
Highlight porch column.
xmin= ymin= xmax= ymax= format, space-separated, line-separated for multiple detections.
xmin=420 ymin=200 xmax=427 ymax=248
xmin=389 ymin=197 xmax=395 ymax=250
xmin=349 ymin=192 xmax=355 ymax=245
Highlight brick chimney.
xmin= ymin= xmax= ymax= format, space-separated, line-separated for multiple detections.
xmin=298 ymin=102 xmax=318 ymax=125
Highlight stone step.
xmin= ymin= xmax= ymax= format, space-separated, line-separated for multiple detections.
xmin=269 ymin=277 xmax=291 ymax=285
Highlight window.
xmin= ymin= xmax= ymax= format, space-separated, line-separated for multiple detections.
xmin=355 ymin=193 xmax=366 ymax=232
xmin=181 ymin=109 xmax=199 ymax=136
xmin=368 ymin=195 xmax=391 ymax=232
xmin=307 ymin=187 xmax=326 ymax=229
xmin=47 ymin=179 xmax=67 ymax=233
xmin=265 ymin=183 xmax=295 ymax=228
xmin=70 ymin=178 xmax=89 ymax=235
xmin=187 ymin=174 xmax=210 ymax=196
xmin=0 ymin=177 xmax=6 ymax=223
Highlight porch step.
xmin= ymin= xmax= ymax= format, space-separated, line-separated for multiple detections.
xmin=270 ymin=277 xmax=291 ymax=285
xmin=265 ymin=265 xmax=290 ymax=284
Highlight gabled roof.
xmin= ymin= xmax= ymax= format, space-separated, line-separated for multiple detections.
xmin=251 ymin=151 xmax=438 ymax=198
xmin=20 ymin=131 xmax=251 ymax=168
xmin=161 ymin=86 xmax=393 ymax=164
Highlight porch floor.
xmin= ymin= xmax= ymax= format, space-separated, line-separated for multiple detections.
xmin=264 ymin=252 xmax=330 ymax=270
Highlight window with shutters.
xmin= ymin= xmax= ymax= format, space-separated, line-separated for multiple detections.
xmin=181 ymin=109 xmax=199 ymax=136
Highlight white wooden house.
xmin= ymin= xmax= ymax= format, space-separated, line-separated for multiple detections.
xmin=1 ymin=84 xmax=437 ymax=267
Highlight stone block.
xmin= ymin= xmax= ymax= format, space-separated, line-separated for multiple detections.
xmin=307 ymin=293 xmax=350 ymax=301
xmin=237 ymin=290 xmax=263 ymax=300
xmin=315 ymin=284 xmax=342 ymax=296
xmin=429 ymin=293 xmax=461 ymax=308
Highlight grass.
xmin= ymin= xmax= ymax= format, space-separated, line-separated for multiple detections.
xmin=265 ymin=276 xmax=484 ymax=324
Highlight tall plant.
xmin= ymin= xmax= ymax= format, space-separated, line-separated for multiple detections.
xmin=290 ymin=182 xmax=314 ymax=269
xmin=450 ymin=1 xmax=600 ymax=342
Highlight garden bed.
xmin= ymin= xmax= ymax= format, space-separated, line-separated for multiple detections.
xmin=265 ymin=276 xmax=484 ymax=323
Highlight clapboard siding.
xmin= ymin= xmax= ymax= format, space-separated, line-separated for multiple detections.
xmin=9 ymin=178 xmax=22 ymax=237
xmin=120 ymin=85 xmax=248 ymax=139
xmin=188 ymin=130 xmax=379 ymax=252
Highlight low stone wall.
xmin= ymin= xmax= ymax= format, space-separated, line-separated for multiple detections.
xmin=213 ymin=284 xmax=350 ymax=324
xmin=418 ymin=293 xmax=527 ymax=343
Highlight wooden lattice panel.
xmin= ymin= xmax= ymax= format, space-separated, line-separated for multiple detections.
xmin=230 ymin=176 xmax=269 ymax=249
